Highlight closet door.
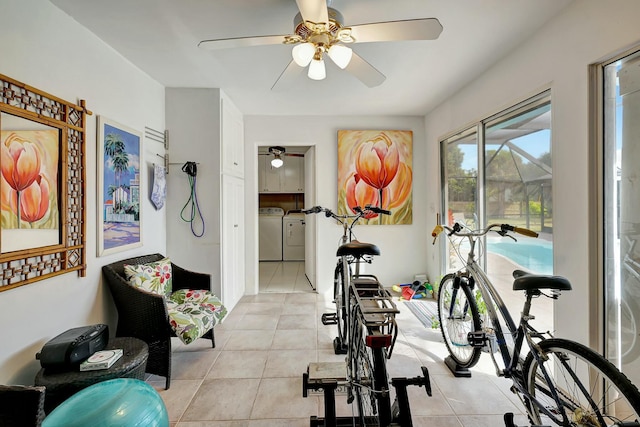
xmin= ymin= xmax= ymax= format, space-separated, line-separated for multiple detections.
xmin=222 ymin=174 xmax=245 ymax=311
xmin=221 ymin=96 xmax=244 ymax=178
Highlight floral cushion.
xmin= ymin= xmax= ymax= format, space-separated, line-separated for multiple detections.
xmin=166 ymin=290 xmax=228 ymax=345
xmin=170 ymin=289 xmax=228 ymax=323
xmin=123 ymin=257 xmax=172 ymax=296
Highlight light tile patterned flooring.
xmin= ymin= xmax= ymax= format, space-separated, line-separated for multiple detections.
xmin=259 ymin=261 xmax=314 ymax=293
xmin=149 ymin=262 xmax=530 ymax=426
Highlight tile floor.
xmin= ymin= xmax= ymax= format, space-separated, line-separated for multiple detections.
xmin=148 ymin=262 xmax=530 ymax=426
xmin=258 ymin=261 xmax=314 ymax=293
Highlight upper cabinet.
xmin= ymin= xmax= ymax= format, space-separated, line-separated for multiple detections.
xmin=221 ymin=96 xmax=244 ymax=178
xmin=259 ymin=153 xmax=304 ymax=193
xmin=281 ymin=155 xmax=304 ymax=193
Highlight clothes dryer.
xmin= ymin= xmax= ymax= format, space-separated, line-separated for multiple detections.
xmin=282 ymin=212 xmax=305 ymax=261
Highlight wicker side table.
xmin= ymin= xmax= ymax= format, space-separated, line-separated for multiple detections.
xmin=34 ymin=337 xmax=148 ymax=414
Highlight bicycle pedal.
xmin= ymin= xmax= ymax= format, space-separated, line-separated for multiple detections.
xmin=467 ymin=331 xmax=488 ymax=348
xmin=333 ymin=337 xmax=348 ymax=354
xmin=321 ymin=312 xmax=338 ymax=325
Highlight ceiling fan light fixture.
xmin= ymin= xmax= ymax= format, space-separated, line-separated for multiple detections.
xmin=308 ymin=58 xmax=326 ymax=80
xmin=292 ymin=42 xmax=315 ymax=67
xmin=271 ymin=157 xmax=284 ymax=168
xmin=269 ymin=146 xmax=285 ymax=168
xmin=327 ymin=44 xmax=352 ymax=69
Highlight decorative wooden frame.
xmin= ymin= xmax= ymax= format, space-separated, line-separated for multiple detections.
xmin=0 ymin=73 xmax=89 ymax=292
xmin=97 ymin=116 xmax=142 ymax=256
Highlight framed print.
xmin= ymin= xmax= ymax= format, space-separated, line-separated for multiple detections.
xmin=337 ymin=130 xmax=413 ymax=225
xmin=1 ymin=118 xmax=61 ymax=253
xmin=0 ymin=73 xmax=89 ymax=292
xmin=97 ymin=116 xmax=142 ymax=256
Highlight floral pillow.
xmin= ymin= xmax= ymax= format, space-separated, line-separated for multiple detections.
xmin=123 ymin=257 xmax=172 ymax=296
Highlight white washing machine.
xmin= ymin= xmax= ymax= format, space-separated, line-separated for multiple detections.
xmin=282 ymin=212 xmax=305 ymax=261
xmin=259 ymin=207 xmax=284 ymax=261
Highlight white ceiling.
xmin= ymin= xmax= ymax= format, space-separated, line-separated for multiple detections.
xmin=49 ymin=0 xmax=573 ymax=116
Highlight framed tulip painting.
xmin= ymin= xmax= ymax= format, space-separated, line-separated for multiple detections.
xmin=0 ymin=72 xmax=89 ymax=292
xmin=1 ymin=116 xmax=60 ymax=252
xmin=97 ymin=116 xmax=142 ymax=256
xmin=337 ymin=130 xmax=413 ymax=225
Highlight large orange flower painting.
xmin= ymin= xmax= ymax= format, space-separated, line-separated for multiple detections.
xmin=1 ymin=130 xmax=59 ymax=231
xmin=338 ymin=130 xmax=412 ymax=225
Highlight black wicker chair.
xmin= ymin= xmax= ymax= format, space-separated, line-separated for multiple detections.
xmin=102 ymin=253 xmax=216 ymax=389
xmin=0 ymin=384 xmax=46 ymax=427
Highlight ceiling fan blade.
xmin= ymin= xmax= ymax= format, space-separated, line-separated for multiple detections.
xmin=271 ymin=60 xmax=304 ymax=91
xmin=295 ymin=0 xmax=328 ymax=24
xmin=345 ymin=52 xmax=386 ymax=88
xmin=198 ymin=34 xmax=286 ymax=50
xmin=350 ymin=18 xmax=443 ymax=43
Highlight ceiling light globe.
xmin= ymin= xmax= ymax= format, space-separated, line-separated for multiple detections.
xmin=308 ymin=59 xmax=326 ymax=80
xmin=292 ymin=43 xmax=315 ymax=67
xmin=271 ymin=157 xmax=284 ymax=168
xmin=327 ymin=44 xmax=353 ymax=69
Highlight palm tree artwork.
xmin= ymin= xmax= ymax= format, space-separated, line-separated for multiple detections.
xmin=100 ymin=120 xmax=141 ymax=253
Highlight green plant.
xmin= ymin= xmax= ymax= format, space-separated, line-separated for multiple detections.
xmin=474 ymin=289 xmax=488 ymax=315
xmin=430 ymin=316 xmax=440 ymax=329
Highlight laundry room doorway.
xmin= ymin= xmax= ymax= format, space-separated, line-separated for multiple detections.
xmin=257 ymin=145 xmax=316 ymax=293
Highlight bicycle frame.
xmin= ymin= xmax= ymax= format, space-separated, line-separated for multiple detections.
xmin=456 ymin=232 xmax=519 ymax=371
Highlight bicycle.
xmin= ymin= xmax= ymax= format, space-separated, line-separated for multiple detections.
xmin=432 ymin=220 xmax=640 ymax=427
xmin=302 ymin=205 xmax=387 ymax=355
xmin=304 ymin=274 xmax=431 ymax=426
xmin=302 ymin=205 xmax=431 ymax=426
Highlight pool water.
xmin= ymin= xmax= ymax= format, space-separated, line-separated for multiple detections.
xmin=487 ymin=239 xmax=553 ymax=275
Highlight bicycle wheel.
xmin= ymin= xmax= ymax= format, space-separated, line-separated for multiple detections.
xmin=350 ymin=304 xmax=392 ymax=426
xmin=333 ymin=260 xmax=349 ymax=353
xmin=437 ymin=273 xmax=482 ymax=368
xmin=523 ymin=338 xmax=640 ymax=426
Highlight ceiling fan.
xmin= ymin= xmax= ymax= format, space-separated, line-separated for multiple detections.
xmin=259 ymin=146 xmax=304 ymax=168
xmin=198 ymin=0 xmax=443 ymax=89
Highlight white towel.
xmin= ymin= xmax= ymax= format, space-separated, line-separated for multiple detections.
xmin=151 ymin=163 xmax=166 ymax=210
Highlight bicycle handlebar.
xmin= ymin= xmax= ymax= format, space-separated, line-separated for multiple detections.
xmin=431 ymin=222 xmax=538 ymax=244
xmin=302 ymin=205 xmax=391 ymax=218
xmin=301 ymin=206 xmax=323 ymax=214
xmin=502 ymin=224 xmax=539 ymax=238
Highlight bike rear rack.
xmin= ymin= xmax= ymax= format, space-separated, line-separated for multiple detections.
xmin=351 ymin=276 xmax=400 ymax=356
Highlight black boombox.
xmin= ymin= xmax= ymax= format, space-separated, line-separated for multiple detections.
xmin=36 ymin=324 xmax=109 ymax=371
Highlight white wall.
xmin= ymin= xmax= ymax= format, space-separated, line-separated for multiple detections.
xmin=244 ymin=116 xmax=428 ymax=298
xmin=424 ymin=0 xmax=640 ymax=346
xmin=165 ymin=88 xmax=222 ymax=297
xmin=0 ymin=0 xmax=165 ymax=384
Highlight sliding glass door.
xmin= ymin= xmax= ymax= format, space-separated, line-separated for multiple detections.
xmin=440 ymin=91 xmax=553 ymax=330
xmin=602 ymin=49 xmax=640 ymax=386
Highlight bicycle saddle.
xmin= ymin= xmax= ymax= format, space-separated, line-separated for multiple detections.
xmin=512 ymin=269 xmax=572 ymax=291
xmin=336 ymin=240 xmax=381 ymax=257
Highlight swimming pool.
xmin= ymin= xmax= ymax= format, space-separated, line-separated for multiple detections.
xmin=487 ymin=239 xmax=553 ymax=275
